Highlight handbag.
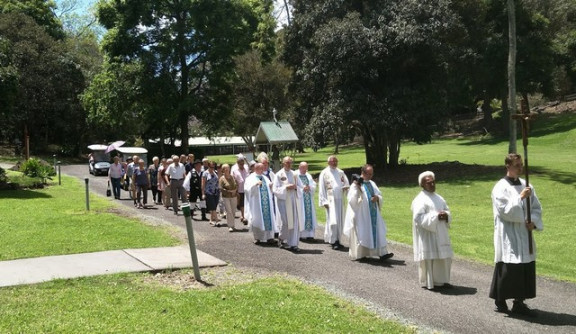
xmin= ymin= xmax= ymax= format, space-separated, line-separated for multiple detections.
xmin=106 ymin=181 xmax=112 ymax=197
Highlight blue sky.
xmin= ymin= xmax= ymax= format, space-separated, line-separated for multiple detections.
xmin=55 ymin=0 xmax=290 ymax=26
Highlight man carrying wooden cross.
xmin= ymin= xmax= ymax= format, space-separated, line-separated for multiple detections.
xmin=489 ymin=152 xmax=543 ymax=317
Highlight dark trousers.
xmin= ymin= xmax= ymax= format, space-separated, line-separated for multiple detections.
xmin=189 ymin=190 xmax=206 ymax=219
xmin=136 ymin=184 xmax=148 ymax=205
xmin=110 ymin=177 xmax=122 ymax=199
xmin=150 ymin=185 xmax=158 ymax=202
xmin=170 ymin=179 xmax=187 ymax=212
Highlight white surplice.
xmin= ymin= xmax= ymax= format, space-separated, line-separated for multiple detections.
xmin=273 ymin=168 xmax=304 ymax=247
xmin=244 ymin=173 xmax=277 ymax=241
xmin=344 ymin=181 xmax=388 ymax=260
xmin=318 ymin=167 xmax=349 ymax=244
xmin=492 ymin=178 xmax=543 ymax=264
xmin=411 ymin=190 xmax=453 ymax=288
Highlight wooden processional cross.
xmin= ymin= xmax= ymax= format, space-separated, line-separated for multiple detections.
xmin=511 ymin=99 xmax=538 ymax=254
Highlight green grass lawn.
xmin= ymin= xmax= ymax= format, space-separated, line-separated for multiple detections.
xmin=0 ymin=111 xmax=572 ymax=332
xmin=0 ymin=272 xmax=413 ymax=334
xmin=0 ymin=173 xmax=414 ymax=333
xmin=211 ymin=112 xmax=576 ymax=282
xmin=0 ymin=174 xmax=180 ymax=261
xmin=385 ymin=112 xmax=576 ymax=282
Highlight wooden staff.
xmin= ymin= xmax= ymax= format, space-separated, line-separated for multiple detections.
xmin=511 ymin=99 xmax=537 ymax=254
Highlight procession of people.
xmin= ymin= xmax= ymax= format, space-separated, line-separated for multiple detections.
xmin=108 ymin=150 xmax=543 ymax=317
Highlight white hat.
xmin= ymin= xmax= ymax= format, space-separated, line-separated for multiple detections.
xmin=236 ymin=153 xmax=245 ymax=160
xmin=202 ymin=158 xmax=208 ymax=162
xmin=418 ymin=171 xmax=435 ymax=186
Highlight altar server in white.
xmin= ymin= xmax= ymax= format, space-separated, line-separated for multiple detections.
xmin=411 ymin=171 xmax=453 ymax=290
xmin=489 ymin=153 xmax=542 ymax=317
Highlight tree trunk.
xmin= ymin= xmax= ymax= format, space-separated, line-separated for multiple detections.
xmin=482 ymin=92 xmax=493 ymax=124
xmin=283 ymin=0 xmax=291 ymax=25
xmin=362 ymin=125 xmax=388 ymax=170
xmin=507 ymin=0 xmax=518 ymax=154
xmin=333 ymin=132 xmax=340 ymax=154
xmin=387 ymin=129 xmax=401 ymax=169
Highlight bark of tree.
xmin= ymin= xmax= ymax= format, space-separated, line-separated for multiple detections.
xmin=507 ymin=0 xmax=518 ymax=154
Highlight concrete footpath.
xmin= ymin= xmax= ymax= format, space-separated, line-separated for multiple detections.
xmin=0 ymin=246 xmax=227 ymax=288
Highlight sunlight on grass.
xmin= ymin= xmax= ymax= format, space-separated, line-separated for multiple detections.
xmin=0 ymin=176 xmax=179 ymax=261
xmin=0 ymin=274 xmax=414 ymax=334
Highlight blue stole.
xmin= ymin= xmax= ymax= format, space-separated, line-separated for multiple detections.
xmin=363 ymin=182 xmax=378 ymax=248
xmin=258 ymin=175 xmax=273 ymax=231
xmin=299 ymin=174 xmax=313 ymax=231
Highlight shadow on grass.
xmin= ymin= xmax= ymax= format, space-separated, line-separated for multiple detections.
xmin=0 ymin=189 xmax=52 ymax=199
xmin=340 ymin=162 xmax=504 ymax=189
xmin=532 ymin=168 xmax=576 ymax=187
xmin=310 ymin=161 xmax=571 ymax=190
xmin=457 ymin=113 xmax=576 ymax=146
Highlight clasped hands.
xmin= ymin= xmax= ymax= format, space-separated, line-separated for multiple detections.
xmin=438 ymin=211 xmax=448 ymax=221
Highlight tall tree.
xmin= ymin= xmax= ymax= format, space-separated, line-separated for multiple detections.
xmin=284 ymin=0 xmax=458 ymax=168
xmin=0 ymin=12 xmax=86 ymax=152
xmin=91 ymin=0 xmax=270 ymax=152
xmin=229 ymin=49 xmax=292 ymax=152
xmin=0 ymin=0 xmax=65 ymax=39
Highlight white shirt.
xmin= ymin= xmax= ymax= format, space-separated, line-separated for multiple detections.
xmin=166 ymin=163 xmax=186 ymax=180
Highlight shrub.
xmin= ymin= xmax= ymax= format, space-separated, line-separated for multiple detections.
xmin=19 ymin=158 xmax=55 ymax=183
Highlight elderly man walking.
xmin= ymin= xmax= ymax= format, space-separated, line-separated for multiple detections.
xmin=344 ymin=164 xmax=393 ymax=261
xmin=298 ymin=161 xmax=318 ymax=240
xmin=164 ymin=155 xmax=187 ymax=215
xmin=273 ymin=156 xmax=304 ymax=252
xmin=411 ymin=171 xmax=453 ymax=290
xmin=319 ymin=155 xmax=349 ymax=250
xmin=244 ymin=163 xmax=277 ymax=244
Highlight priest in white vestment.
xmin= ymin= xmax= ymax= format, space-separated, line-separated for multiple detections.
xmin=319 ymin=155 xmax=350 ymax=250
xmin=411 ymin=171 xmax=453 ymax=290
xmin=343 ymin=164 xmax=393 ymax=260
xmin=273 ymin=156 xmax=305 ymax=252
xmin=244 ymin=163 xmax=277 ymax=244
xmin=489 ymin=153 xmax=542 ymax=317
xmin=298 ymin=162 xmax=318 ymax=240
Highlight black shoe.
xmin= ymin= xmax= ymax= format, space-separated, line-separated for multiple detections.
xmin=331 ymin=243 xmax=341 ymax=250
xmin=380 ymin=253 xmax=394 ymax=261
xmin=201 ymin=216 xmax=209 ymax=221
xmin=290 ymin=246 xmax=300 ymax=253
xmin=494 ymin=300 xmax=509 ymax=313
xmin=511 ymin=301 xmax=537 ymax=317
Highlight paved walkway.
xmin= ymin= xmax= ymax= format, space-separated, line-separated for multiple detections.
xmin=0 ymin=246 xmax=226 ymax=288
